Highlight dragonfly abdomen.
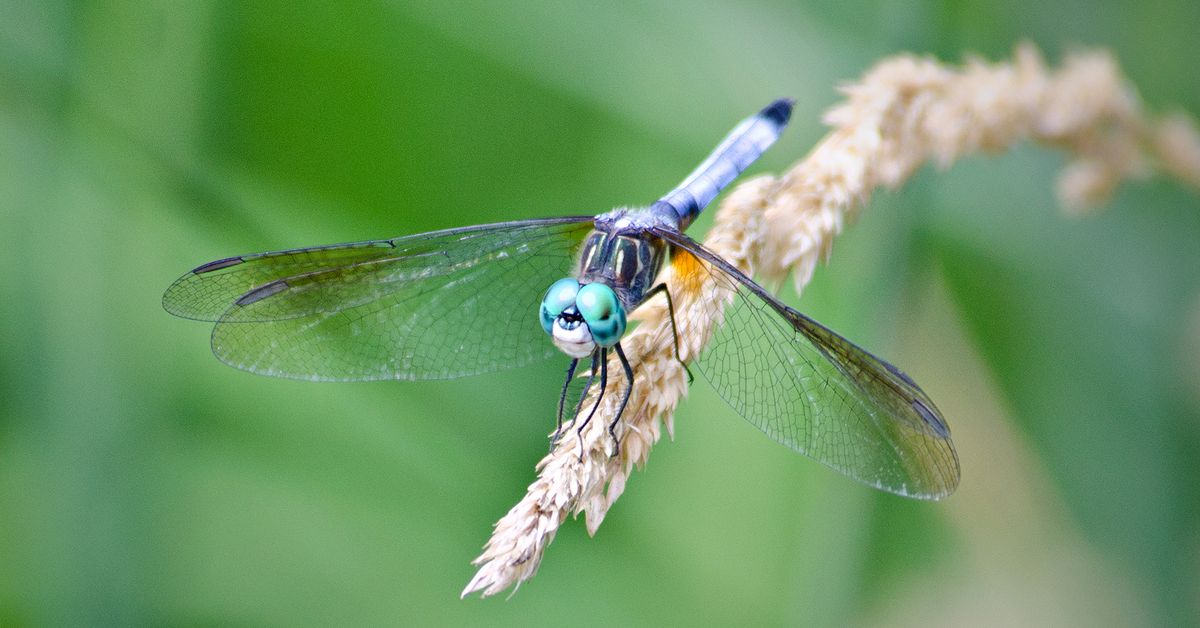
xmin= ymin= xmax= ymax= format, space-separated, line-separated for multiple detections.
xmin=653 ymin=98 xmax=793 ymax=229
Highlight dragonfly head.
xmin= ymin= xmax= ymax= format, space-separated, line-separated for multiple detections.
xmin=540 ymin=278 xmax=626 ymax=358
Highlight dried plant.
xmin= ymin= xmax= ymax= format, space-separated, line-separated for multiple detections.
xmin=461 ymin=43 xmax=1200 ymax=598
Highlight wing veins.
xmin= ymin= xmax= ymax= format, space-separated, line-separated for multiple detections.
xmin=653 ymin=226 xmax=959 ymax=498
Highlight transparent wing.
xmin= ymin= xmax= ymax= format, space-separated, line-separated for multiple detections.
xmin=165 ymin=239 xmax=412 ymax=322
xmin=655 ymin=228 xmax=960 ymax=499
xmin=164 ymin=217 xmax=595 ymax=381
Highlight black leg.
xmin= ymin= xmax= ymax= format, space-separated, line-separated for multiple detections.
xmin=609 ymin=342 xmax=635 ymax=456
xmin=551 ymin=358 xmax=579 ymax=448
xmin=576 ymin=348 xmax=608 ymax=460
xmin=573 ymin=353 xmax=598 ymax=420
xmin=646 ymin=283 xmax=694 ymax=384
xmin=555 ymin=353 xmax=597 ymax=450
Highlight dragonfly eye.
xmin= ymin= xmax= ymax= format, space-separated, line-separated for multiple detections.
xmin=576 ymin=283 xmax=626 ymax=347
xmin=540 ymin=278 xmax=581 ymax=335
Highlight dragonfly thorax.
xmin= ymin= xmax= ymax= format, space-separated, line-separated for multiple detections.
xmin=575 ymin=226 xmax=668 ymax=311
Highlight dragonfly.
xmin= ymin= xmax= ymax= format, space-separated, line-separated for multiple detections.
xmin=164 ymin=99 xmax=959 ymax=499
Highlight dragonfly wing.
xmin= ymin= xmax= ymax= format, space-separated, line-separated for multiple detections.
xmin=652 ymin=228 xmax=960 ymax=499
xmin=167 ymin=217 xmax=595 ymax=381
xmin=165 ymin=238 xmax=407 ymax=321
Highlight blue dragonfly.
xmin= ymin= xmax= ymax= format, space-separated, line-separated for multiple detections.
xmin=164 ymin=100 xmax=959 ymax=499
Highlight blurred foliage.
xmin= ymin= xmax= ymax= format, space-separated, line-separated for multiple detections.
xmin=1 ymin=1 xmax=1198 ymax=626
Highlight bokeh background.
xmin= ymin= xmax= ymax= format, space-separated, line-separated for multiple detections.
xmin=2 ymin=1 xmax=1199 ymax=626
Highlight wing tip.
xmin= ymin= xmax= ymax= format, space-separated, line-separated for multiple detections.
xmin=235 ymin=280 xmax=289 ymax=306
xmin=162 ymin=275 xmax=211 ymax=321
xmin=911 ymin=398 xmax=951 ymax=439
xmin=192 ymin=256 xmax=244 ymax=274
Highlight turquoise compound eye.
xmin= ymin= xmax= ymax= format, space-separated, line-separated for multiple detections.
xmin=540 ymin=278 xmax=580 ymax=334
xmin=576 ymin=283 xmax=626 ymax=346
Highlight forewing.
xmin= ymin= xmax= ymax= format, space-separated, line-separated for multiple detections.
xmin=164 ymin=239 xmax=405 ymax=321
xmin=657 ymin=229 xmax=960 ymax=498
xmin=168 ymin=217 xmax=594 ymax=381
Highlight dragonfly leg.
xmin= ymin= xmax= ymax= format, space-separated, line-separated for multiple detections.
xmin=646 ymin=283 xmax=693 ymax=384
xmin=551 ymin=358 xmax=579 ymax=449
xmin=609 ymin=343 xmax=635 ymax=457
xmin=573 ymin=353 xmax=598 ymax=417
xmin=554 ymin=354 xmax=596 ymax=451
xmin=576 ymin=348 xmax=607 ymax=461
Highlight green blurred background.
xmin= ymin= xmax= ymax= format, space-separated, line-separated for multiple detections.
xmin=2 ymin=1 xmax=1198 ymax=626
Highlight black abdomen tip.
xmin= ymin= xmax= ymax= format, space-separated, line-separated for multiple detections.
xmin=758 ymin=98 xmax=794 ymax=126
